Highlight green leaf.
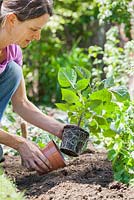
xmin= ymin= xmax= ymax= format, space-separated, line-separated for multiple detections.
xmin=111 ymin=86 xmax=130 ymax=102
xmin=55 ymin=103 xmax=69 ymax=111
xmin=90 ymin=89 xmax=112 ymax=102
xmin=7 ymin=114 xmax=16 ymax=123
xmin=108 ymin=149 xmax=117 ymax=161
xmin=61 ymin=89 xmax=79 ymax=104
xmin=89 ymin=100 xmax=102 ymax=110
xmin=102 ymin=102 xmax=119 ymax=113
xmin=89 ymin=125 xmax=101 ymax=134
xmin=58 ymin=67 xmax=77 ymax=88
xmin=88 ymin=119 xmax=101 ymax=133
xmin=82 ymin=87 xmax=92 ymax=98
xmin=114 ymin=170 xmax=125 ymax=182
xmin=76 ymin=79 xmax=89 ymax=91
xmin=69 ymin=105 xmax=78 ymax=112
xmin=104 ymin=76 xmax=114 ymax=88
xmin=74 ymin=66 xmax=91 ymax=79
xmin=103 ymin=129 xmax=117 ymax=138
xmin=2 ymin=126 xmax=9 ymax=132
xmin=94 ymin=115 xmax=107 ymax=125
xmin=38 ymin=141 xmax=45 ymax=148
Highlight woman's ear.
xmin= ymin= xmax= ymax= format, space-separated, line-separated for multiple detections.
xmin=4 ymin=13 xmax=18 ymax=28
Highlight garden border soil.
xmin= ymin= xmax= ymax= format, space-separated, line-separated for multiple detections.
xmin=2 ymin=142 xmax=134 ymax=200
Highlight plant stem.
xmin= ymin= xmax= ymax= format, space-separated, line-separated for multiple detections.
xmin=78 ymin=112 xmax=84 ymax=127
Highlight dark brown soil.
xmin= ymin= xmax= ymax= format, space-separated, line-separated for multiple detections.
xmin=2 ymin=143 xmax=134 ymax=200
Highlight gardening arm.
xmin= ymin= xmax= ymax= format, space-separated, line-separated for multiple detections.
xmin=8 ymin=76 xmax=65 ymax=172
xmin=11 ymin=76 xmax=65 ymax=139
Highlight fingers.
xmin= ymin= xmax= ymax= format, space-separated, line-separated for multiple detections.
xmin=22 ymin=155 xmax=51 ymax=173
xmin=32 ymin=142 xmax=52 ymax=169
xmin=38 ymin=151 xmax=52 ymax=169
xmin=22 ymin=159 xmax=49 ymax=173
xmin=34 ymin=156 xmax=50 ymax=172
xmin=22 ymin=160 xmax=31 ymax=169
xmin=29 ymin=160 xmax=49 ymax=173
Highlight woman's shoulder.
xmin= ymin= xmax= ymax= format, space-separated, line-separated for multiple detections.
xmin=7 ymin=44 xmax=23 ymax=66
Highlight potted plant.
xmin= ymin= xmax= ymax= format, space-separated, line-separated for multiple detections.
xmin=56 ymin=66 xmax=91 ymax=156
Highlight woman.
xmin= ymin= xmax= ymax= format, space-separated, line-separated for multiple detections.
xmin=0 ymin=0 xmax=65 ymax=173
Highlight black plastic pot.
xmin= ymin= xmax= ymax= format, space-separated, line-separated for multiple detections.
xmin=60 ymin=125 xmax=89 ymax=157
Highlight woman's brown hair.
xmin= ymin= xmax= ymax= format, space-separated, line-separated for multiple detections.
xmin=0 ymin=0 xmax=53 ymax=25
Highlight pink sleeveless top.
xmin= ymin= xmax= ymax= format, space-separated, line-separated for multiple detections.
xmin=0 ymin=44 xmax=23 ymax=74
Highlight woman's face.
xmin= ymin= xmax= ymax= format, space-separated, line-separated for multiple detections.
xmin=6 ymin=13 xmax=50 ymax=48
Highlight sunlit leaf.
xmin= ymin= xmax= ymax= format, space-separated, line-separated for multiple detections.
xmin=90 ymin=89 xmax=112 ymax=102
xmin=111 ymin=86 xmax=130 ymax=102
xmin=76 ymin=79 xmax=89 ymax=91
xmin=58 ymin=67 xmax=77 ymax=88
xmin=61 ymin=89 xmax=79 ymax=103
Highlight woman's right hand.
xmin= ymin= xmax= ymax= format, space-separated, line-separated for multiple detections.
xmin=18 ymin=139 xmax=52 ymax=173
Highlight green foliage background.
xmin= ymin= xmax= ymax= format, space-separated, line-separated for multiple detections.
xmin=23 ymin=0 xmax=134 ymax=105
